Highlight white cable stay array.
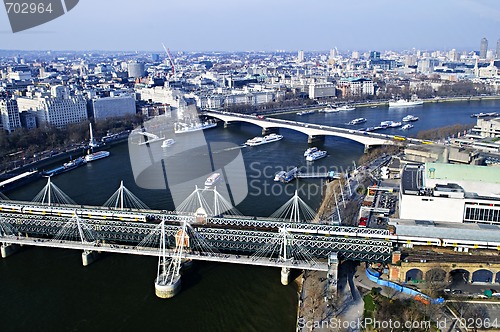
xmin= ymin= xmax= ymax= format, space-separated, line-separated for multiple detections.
xmin=270 ymin=190 xmax=318 ymax=223
xmin=32 ymin=177 xmax=76 ymax=206
xmin=174 ymin=186 xmax=242 ymax=216
xmin=51 ymin=213 xmax=98 ymax=244
xmin=103 ymin=181 xmax=149 ymax=210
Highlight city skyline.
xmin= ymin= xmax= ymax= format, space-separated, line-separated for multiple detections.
xmin=1 ymin=0 xmax=500 ymax=52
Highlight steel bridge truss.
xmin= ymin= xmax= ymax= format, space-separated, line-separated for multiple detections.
xmin=0 ymin=211 xmax=392 ymax=263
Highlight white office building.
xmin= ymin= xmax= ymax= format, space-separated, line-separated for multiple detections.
xmin=0 ymin=99 xmax=21 ymax=133
xmin=308 ymin=82 xmax=336 ymax=99
xmin=17 ymin=95 xmax=87 ymax=128
xmin=399 ymin=163 xmax=500 ymax=224
xmin=91 ymin=96 xmax=136 ymax=120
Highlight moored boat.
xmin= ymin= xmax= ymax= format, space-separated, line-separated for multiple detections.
xmin=389 ymin=99 xmax=424 ymax=108
xmin=336 ymin=105 xmax=355 ymax=111
xmin=84 ymin=151 xmax=110 ymax=162
xmin=274 ymin=171 xmax=286 ymax=182
xmin=306 ymin=150 xmax=327 ymax=161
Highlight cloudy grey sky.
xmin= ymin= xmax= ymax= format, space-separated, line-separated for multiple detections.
xmin=1 ymin=0 xmax=500 ymax=52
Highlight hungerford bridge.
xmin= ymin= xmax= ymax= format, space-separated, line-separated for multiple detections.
xmin=0 ymin=178 xmax=490 ymax=298
xmin=204 ymin=111 xmax=431 ymax=152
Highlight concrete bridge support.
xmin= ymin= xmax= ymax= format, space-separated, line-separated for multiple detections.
xmin=281 ymin=267 xmax=290 ymax=286
xmin=82 ymin=250 xmax=100 ymax=266
xmin=224 ymin=121 xmax=242 ymax=129
xmin=262 ymin=127 xmax=280 ymax=136
xmin=155 ymin=276 xmax=181 ymax=299
xmin=327 ymin=252 xmax=338 ymax=301
xmin=1 ymin=243 xmax=20 ymax=258
xmin=308 ymin=135 xmax=325 ymax=144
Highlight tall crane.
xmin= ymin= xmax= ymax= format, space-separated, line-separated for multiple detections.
xmin=161 ymin=43 xmax=175 ymax=76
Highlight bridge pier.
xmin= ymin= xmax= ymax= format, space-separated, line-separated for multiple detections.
xmin=82 ymin=250 xmax=99 ymax=266
xmin=224 ymin=121 xmax=240 ymax=129
xmin=327 ymin=253 xmax=339 ymax=301
xmin=364 ymin=145 xmax=371 ymax=153
xmin=1 ymin=243 xmax=20 ymax=258
xmin=262 ymin=127 xmax=280 ymax=136
xmin=308 ymin=135 xmax=325 ymax=144
xmin=281 ymin=266 xmax=290 ymax=286
xmin=155 ymin=276 xmax=181 ymax=299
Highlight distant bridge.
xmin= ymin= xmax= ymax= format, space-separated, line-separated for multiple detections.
xmin=204 ymin=111 xmax=426 ymax=151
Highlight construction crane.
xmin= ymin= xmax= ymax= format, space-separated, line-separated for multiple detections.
xmin=161 ymin=43 xmax=175 ymax=76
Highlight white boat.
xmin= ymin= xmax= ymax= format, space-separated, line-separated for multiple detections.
xmin=402 ymin=115 xmax=419 ymax=122
xmin=470 ymin=112 xmax=498 ymax=118
xmin=161 ymin=139 xmax=175 ymax=148
xmin=401 ymin=124 xmax=414 ymax=130
xmin=319 ymin=106 xmax=339 ymax=113
xmin=296 ymin=110 xmax=315 ymax=116
xmin=306 ymin=150 xmax=327 ymax=161
xmin=245 ymin=133 xmax=283 ymax=146
xmin=304 ymin=147 xmax=318 ymax=157
xmin=389 ymin=99 xmax=424 ymax=108
xmin=348 ymin=118 xmax=367 ymax=125
xmin=274 ymin=171 xmax=286 ymax=182
xmin=323 ymin=108 xmax=340 ymax=113
xmin=336 ymin=105 xmax=356 ymax=111
xmin=380 ymin=120 xmax=402 ymax=128
xmin=204 ymin=173 xmax=221 ymax=187
xmin=174 ymin=120 xmax=217 ymax=134
xmin=85 ymin=151 xmax=110 ymax=162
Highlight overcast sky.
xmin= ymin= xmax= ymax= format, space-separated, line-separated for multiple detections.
xmin=1 ymin=0 xmax=500 ymax=52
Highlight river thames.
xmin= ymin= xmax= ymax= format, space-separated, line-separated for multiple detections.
xmin=1 ymin=100 xmax=498 ymax=331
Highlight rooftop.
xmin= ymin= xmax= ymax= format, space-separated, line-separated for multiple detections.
xmin=425 ymin=162 xmax=500 ymax=184
xmin=390 ymin=218 xmax=500 ymax=242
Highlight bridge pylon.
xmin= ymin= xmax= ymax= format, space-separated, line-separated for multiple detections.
xmin=155 ymin=219 xmax=188 ymax=298
xmin=279 ymin=228 xmax=293 ymax=286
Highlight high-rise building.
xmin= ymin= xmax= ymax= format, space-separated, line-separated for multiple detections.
xmin=0 ymin=99 xmax=21 ymax=133
xmin=448 ymin=49 xmax=458 ymax=61
xmin=297 ymin=50 xmax=304 ymax=63
xmin=480 ymin=37 xmax=488 ymax=59
xmin=497 ymin=39 xmax=500 ymax=59
xmin=369 ymin=51 xmax=381 ymax=61
xmin=128 ymin=61 xmax=145 ymax=78
xmin=151 ymin=53 xmax=160 ymax=62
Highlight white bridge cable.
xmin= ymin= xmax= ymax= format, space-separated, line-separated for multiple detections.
xmin=270 ymin=191 xmax=317 ymax=223
xmin=0 ymin=192 xmax=9 ymax=200
xmin=175 ymin=187 xmax=214 ymax=215
xmin=175 ymin=186 xmax=242 ymax=216
xmin=103 ymin=181 xmax=149 ymax=210
xmin=51 ymin=214 xmax=98 ymax=244
xmin=250 ymin=232 xmax=283 ymax=262
xmin=289 ymin=238 xmax=319 ymax=267
xmin=32 ymin=178 xmax=76 ymax=205
xmin=135 ymin=223 xmax=162 ymax=249
xmin=186 ymin=224 xmax=220 ymax=256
